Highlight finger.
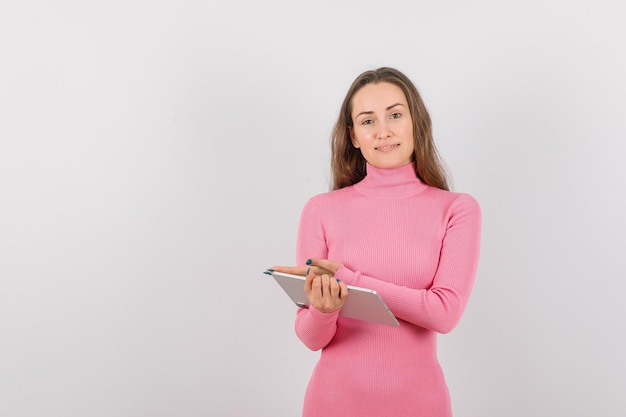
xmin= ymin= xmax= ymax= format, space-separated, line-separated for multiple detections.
xmin=338 ymin=281 xmax=349 ymax=301
xmin=317 ymin=274 xmax=335 ymax=312
xmin=322 ymin=274 xmax=334 ymax=290
xmin=271 ymin=265 xmax=309 ymax=276
xmin=305 ymin=276 xmax=323 ymax=307
xmin=304 ymin=268 xmax=314 ymax=292
xmin=306 ymin=258 xmax=341 ymax=275
xmin=329 ymin=278 xmax=341 ymax=299
xmin=302 ymin=266 xmax=333 ymax=277
xmin=316 ymin=274 xmax=329 ymax=298
xmin=310 ymin=275 xmax=322 ymax=297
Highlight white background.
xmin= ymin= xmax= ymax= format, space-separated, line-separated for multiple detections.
xmin=1 ymin=1 xmax=625 ymax=416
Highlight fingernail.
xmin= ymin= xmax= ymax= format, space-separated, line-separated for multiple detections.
xmin=306 ymin=267 xmax=310 ymax=275
xmin=263 ymin=271 xmax=271 ymax=275
xmin=306 ymin=259 xmax=312 ymax=265
xmin=267 ymin=268 xmax=275 ymax=272
xmin=336 ymin=279 xmax=341 ymax=283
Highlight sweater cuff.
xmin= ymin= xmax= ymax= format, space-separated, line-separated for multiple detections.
xmin=306 ymin=304 xmax=341 ymax=323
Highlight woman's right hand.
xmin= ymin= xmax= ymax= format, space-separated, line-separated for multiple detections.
xmin=305 ymin=268 xmax=349 ymax=314
xmin=271 ymin=258 xmax=342 ymax=278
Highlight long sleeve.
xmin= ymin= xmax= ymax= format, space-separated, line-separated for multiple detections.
xmin=293 ymin=197 xmax=339 ymax=351
xmin=335 ymin=193 xmax=481 ymax=333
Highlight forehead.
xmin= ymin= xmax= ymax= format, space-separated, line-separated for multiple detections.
xmin=351 ymin=82 xmax=408 ymax=112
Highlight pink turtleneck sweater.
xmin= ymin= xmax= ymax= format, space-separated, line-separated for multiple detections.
xmin=294 ymin=163 xmax=481 ymax=417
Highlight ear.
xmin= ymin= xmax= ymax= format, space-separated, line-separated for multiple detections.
xmin=349 ymin=128 xmax=360 ymax=148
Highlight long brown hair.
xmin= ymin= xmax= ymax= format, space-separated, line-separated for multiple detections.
xmin=330 ymin=67 xmax=450 ymax=191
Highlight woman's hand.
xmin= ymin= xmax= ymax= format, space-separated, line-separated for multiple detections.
xmin=304 ymin=268 xmax=348 ymax=314
xmin=271 ymin=258 xmax=342 ymax=277
xmin=269 ymin=259 xmax=347 ymax=314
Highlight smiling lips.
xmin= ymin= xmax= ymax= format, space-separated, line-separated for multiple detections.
xmin=375 ymin=144 xmax=400 ymax=152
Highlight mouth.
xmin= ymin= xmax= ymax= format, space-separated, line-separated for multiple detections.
xmin=375 ymin=144 xmax=400 ymax=152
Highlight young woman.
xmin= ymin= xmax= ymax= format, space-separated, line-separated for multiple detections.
xmin=271 ymin=67 xmax=481 ymax=417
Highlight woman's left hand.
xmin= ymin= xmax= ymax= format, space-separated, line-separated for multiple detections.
xmin=271 ymin=258 xmax=342 ymax=277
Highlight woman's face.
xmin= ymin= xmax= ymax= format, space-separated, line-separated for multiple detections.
xmin=350 ymin=82 xmax=415 ymax=169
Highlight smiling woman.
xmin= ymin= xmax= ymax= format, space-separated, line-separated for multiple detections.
xmin=330 ymin=67 xmax=450 ymax=191
xmin=349 ymin=82 xmax=415 ymax=170
xmin=271 ymin=67 xmax=482 ymax=417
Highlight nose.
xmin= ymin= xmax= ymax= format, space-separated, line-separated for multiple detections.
xmin=377 ymin=120 xmax=392 ymax=139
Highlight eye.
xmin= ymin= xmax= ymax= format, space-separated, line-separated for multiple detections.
xmin=390 ymin=112 xmax=401 ymax=119
xmin=362 ymin=119 xmax=374 ymax=125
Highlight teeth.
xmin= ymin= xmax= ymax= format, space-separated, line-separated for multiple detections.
xmin=377 ymin=144 xmax=397 ymax=151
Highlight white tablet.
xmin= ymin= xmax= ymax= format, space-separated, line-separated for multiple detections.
xmin=269 ymin=271 xmax=399 ymax=327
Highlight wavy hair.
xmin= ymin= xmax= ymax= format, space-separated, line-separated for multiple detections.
xmin=330 ymin=67 xmax=450 ymax=191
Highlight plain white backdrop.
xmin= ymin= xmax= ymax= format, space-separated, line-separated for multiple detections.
xmin=1 ymin=1 xmax=625 ymax=416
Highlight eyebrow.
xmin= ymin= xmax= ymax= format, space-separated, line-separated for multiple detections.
xmin=354 ymin=103 xmax=405 ymax=119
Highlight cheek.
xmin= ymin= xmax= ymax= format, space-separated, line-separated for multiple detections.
xmin=351 ymin=129 xmax=367 ymax=147
xmin=354 ymin=128 xmax=375 ymax=142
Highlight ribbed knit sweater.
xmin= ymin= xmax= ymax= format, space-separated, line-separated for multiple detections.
xmin=294 ymin=162 xmax=481 ymax=417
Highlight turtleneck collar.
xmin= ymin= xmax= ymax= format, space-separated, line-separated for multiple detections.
xmin=353 ymin=162 xmax=428 ymax=197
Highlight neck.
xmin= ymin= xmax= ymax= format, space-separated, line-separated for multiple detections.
xmin=353 ymin=162 xmax=428 ymax=197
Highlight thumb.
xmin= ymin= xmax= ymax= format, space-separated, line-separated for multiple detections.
xmin=306 ymin=258 xmax=341 ymax=275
